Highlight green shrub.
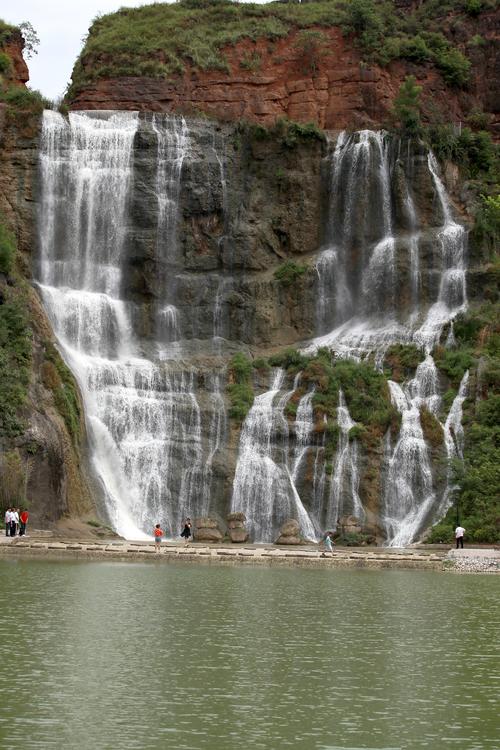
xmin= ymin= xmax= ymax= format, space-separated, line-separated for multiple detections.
xmin=434 ymin=46 xmax=471 ymax=87
xmin=384 ymin=344 xmax=425 ymax=383
xmin=393 ymin=76 xmax=422 ymax=135
xmin=0 ymin=286 xmax=32 ymax=437
xmin=433 ymin=347 xmax=474 ymax=387
xmin=227 ymin=352 xmax=254 ymax=421
xmin=348 ymin=424 xmax=366 ymax=441
xmin=464 ymin=0 xmax=484 ymax=16
xmin=252 ymin=357 xmax=271 ymax=372
xmin=0 ymin=221 xmax=16 ymax=275
xmin=293 ymin=29 xmax=328 ymax=74
xmin=419 ymin=406 xmax=444 ymax=449
xmin=43 ymin=341 xmax=82 ymax=442
xmin=274 ymin=260 xmax=308 ymax=287
xmin=229 ymin=352 xmax=253 ymax=381
xmin=426 ymin=126 xmax=498 ymax=179
xmin=0 ymin=20 xmax=18 ymax=46
xmin=239 ymin=52 xmax=261 ymax=72
xmin=467 ymin=109 xmax=489 ymax=131
xmin=268 ymin=348 xmax=308 ymax=370
xmin=0 ymin=85 xmax=51 ymax=114
xmin=227 ymin=382 xmax=254 ymax=421
xmin=0 ymin=51 xmax=11 ymax=74
xmin=339 ymin=0 xmax=385 ymax=52
xmin=470 ymin=194 xmax=500 ymax=253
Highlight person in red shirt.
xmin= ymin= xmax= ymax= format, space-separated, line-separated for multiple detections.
xmin=154 ymin=524 xmax=164 ymax=553
xmin=19 ymin=509 xmax=29 ymax=537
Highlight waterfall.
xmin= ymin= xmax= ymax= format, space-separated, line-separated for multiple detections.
xmin=414 ymin=153 xmax=467 ymax=350
xmin=325 ymin=390 xmax=363 ymax=530
xmin=310 ymin=133 xmax=467 ymax=358
xmin=384 ymin=356 xmax=468 ymax=546
xmin=152 ymin=113 xmax=189 ymax=343
xmin=231 ymin=370 xmax=316 ymax=542
xmin=37 ymin=110 xmax=220 ymax=540
xmin=437 ymin=371 xmax=469 ymax=517
xmin=291 ymin=389 xmax=315 ymax=481
xmin=383 ymin=379 xmax=436 ymax=547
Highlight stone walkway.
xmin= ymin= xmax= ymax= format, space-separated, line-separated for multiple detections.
xmin=0 ymin=536 xmax=449 ymax=570
xmin=1 ymin=535 xmax=497 ymax=571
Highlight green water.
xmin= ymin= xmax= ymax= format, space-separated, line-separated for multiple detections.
xmin=0 ymin=561 xmax=498 ymax=750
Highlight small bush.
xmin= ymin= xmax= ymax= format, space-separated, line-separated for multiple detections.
xmin=434 ymin=347 xmax=474 ymax=387
xmin=464 ymin=0 xmax=484 ymax=16
xmin=0 ymin=51 xmax=11 ymax=74
xmin=274 ymin=260 xmax=308 ymax=287
xmin=293 ymin=29 xmax=328 ymax=74
xmin=252 ymin=357 xmax=271 ymax=372
xmin=0 ymin=221 xmax=16 ymax=275
xmin=0 ymin=85 xmax=51 ymax=114
xmin=471 ymin=194 xmax=500 ymax=254
xmin=43 ymin=341 xmax=82 ymax=442
xmin=393 ymin=75 xmax=422 ymax=135
xmin=0 ymin=286 xmax=32 ymax=437
xmin=229 ymin=352 xmax=253 ymax=381
xmin=240 ymin=52 xmax=261 ymax=72
xmin=268 ymin=348 xmax=309 ymax=370
xmin=420 ymin=406 xmax=444 ymax=449
xmin=227 ymin=352 xmax=254 ymax=421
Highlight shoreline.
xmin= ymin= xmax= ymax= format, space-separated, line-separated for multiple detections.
xmin=1 ymin=538 xmax=498 ymax=572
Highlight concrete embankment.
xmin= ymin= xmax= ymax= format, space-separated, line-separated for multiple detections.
xmin=2 ymin=537 xmax=498 ymax=571
xmin=0 ymin=536 xmax=447 ymax=570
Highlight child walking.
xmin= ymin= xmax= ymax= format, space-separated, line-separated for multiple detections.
xmin=154 ymin=523 xmax=164 ymax=553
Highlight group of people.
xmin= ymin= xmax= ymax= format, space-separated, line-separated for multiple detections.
xmin=4 ymin=508 xmax=29 ymax=537
xmin=153 ymin=518 xmax=192 ymax=552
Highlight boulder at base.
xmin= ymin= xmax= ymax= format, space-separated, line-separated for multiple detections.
xmin=275 ymin=519 xmax=302 ymax=545
xmin=339 ymin=515 xmax=362 ymax=535
xmin=194 ymin=517 xmax=223 ymax=542
xmin=226 ymin=512 xmax=249 ymax=543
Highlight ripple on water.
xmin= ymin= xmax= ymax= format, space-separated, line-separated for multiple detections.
xmin=0 ymin=562 xmax=498 ymax=750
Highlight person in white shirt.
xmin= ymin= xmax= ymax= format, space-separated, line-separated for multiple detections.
xmin=5 ymin=508 xmax=12 ymax=537
xmin=455 ymin=525 xmax=466 ymax=549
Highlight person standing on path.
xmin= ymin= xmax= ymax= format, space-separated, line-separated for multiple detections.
xmin=323 ymin=532 xmax=335 ymax=554
xmin=154 ymin=524 xmax=164 ymax=553
xmin=10 ymin=509 xmax=18 ymax=537
xmin=180 ymin=517 xmax=192 ymax=545
xmin=455 ymin=525 xmax=466 ymax=549
xmin=5 ymin=508 xmax=12 ymax=537
xmin=19 ymin=509 xmax=29 ymax=536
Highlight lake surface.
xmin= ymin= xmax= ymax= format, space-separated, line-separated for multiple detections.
xmin=0 ymin=561 xmax=498 ymax=750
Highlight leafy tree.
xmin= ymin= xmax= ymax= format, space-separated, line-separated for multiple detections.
xmin=393 ymin=76 xmax=422 ymax=134
xmin=18 ymin=22 xmax=39 ymax=59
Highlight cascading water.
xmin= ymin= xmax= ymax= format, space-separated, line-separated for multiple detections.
xmin=325 ymin=390 xmax=363 ymax=530
xmin=231 ymin=370 xmax=316 ymax=542
xmin=37 ymin=113 xmax=470 ymax=547
xmin=38 ymin=110 xmax=223 ymax=539
xmin=308 ymin=130 xmax=469 ymax=545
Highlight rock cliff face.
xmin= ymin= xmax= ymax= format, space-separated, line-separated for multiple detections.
xmin=70 ymin=15 xmax=499 ymax=136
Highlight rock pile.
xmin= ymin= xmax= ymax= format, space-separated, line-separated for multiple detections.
xmin=193 ymin=517 xmax=223 ymax=543
xmin=275 ymin=519 xmax=302 ymax=545
xmin=226 ymin=512 xmax=248 ymax=543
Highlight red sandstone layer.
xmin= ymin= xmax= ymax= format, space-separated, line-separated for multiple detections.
xmin=70 ymin=22 xmax=499 ymax=134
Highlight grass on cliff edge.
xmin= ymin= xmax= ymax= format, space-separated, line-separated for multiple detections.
xmin=67 ymin=0 xmax=488 ymax=97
